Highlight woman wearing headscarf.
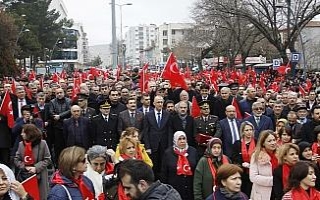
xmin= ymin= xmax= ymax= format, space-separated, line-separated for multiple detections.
xmin=161 ymin=131 xmax=198 ymax=200
xmin=0 ymin=164 xmax=32 ymax=200
xmin=193 ymin=138 xmax=230 ymax=200
xmin=231 ymin=121 xmax=256 ymax=197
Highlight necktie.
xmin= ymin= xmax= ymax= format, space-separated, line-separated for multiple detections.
xmin=230 ymin=119 xmax=238 ymax=143
xmin=75 ymin=120 xmax=79 ymax=127
xmin=130 ymin=113 xmax=135 ymax=124
xmin=157 ymin=112 xmax=161 ymax=128
xmin=19 ymin=100 xmax=24 ymax=117
xmin=105 ymin=116 xmax=108 ymax=123
xmin=256 ymin=117 xmax=260 ymax=127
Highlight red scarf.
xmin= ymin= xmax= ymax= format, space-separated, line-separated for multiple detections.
xmin=118 ymin=183 xmax=131 ymax=200
xmin=136 ymin=145 xmax=143 ymax=160
xmin=120 ymin=154 xmax=137 ymax=160
xmin=24 ymin=142 xmax=35 ymax=166
xmin=207 ymin=155 xmax=229 ymax=186
xmin=241 ymin=138 xmax=255 ymax=163
xmin=282 ymin=163 xmax=292 ymax=189
xmin=266 ymin=150 xmax=278 ymax=171
xmin=174 ymin=148 xmax=192 ymax=176
xmin=292 ymin=186 xmax=320 ymax=200
xmin=105 ymin=162 xmax=114 ymax=175
xmin=73 ymin=176 xmax=95 ymax=200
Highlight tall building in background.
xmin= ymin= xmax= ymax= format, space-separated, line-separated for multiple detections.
xmin=47 ymin=0 xmax=90 ymax=71
xmin=156 ymin=23 xmax=194 ymax=65
xmin=124 ymin=24 xmax=157 ymax=66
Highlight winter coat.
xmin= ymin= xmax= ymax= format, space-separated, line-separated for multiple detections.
xmin=205 ymin=187 xmax=249 ymax=200
xmin=139 ymin=180 xmax=182 ymax=200
xmin=250 ymin=150 xmax=274 ymax=200
xmin=14 ymin=140 xmax=51 ymax=200
xmin=161 ymin=146 xmax=198 ymax=200
xmin=48 ymin=171 xmax=95 ymax=200
xmin=193 ymin=155 xmax=230 ymax=200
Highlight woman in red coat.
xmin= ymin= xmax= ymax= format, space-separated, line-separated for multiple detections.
xmin=282 ymin=161 xmax=320 ymax=200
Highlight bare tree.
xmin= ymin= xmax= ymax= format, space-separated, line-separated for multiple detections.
xmin=202 ymin=0 xmax=320 ymax=62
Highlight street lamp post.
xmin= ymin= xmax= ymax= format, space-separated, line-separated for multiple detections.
xmin=111 ymin=0 xmax=117 ymax=69
xmin=110 ymin=2 xmax=132 ymax=69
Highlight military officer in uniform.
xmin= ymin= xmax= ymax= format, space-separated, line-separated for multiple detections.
xmin=194 ymin=100 xmax=220 ymax=155
xmin=76 ymin=93 xmax=96 ymax=119
xmin=91 ymin=102 xmax=119 ymax=150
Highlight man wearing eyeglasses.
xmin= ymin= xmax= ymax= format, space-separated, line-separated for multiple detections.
xmin=243 ymin=102 xmax=274 ymax=139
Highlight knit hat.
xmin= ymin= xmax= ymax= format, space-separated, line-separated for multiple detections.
xmin=298 ymin=141 xmax=312 ymax=160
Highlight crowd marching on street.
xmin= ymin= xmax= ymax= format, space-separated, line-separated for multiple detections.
xmin=1 ymin=56 xmax=320 ymax=200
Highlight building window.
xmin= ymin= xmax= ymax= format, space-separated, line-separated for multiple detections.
xmin=172 ymin=39 xmax=176 ymax=45
xmin=163 ymin=30 xmax=167 ymax=36
xmin=163 ymin=39 xmax=168 ymax=45
xmin=172 ymin=29 xmax=176 ymax=35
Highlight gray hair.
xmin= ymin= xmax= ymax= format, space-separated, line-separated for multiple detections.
xmin=86 ymin=145 xmax=108 ymax=162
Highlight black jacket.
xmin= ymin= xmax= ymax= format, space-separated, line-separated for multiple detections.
xmin=139 ymin=180 xmax=182 ymax=200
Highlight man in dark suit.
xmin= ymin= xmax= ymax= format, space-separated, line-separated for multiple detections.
xmin=142 ymin=95 xmax=172 ymax=177
xmin=91 ymin=102 xmax=119 ymax=150
xmin=118 ymin=97 xmax=144 ymax=133
xmin=11 ymin=86 xmax=33 ymax=120
xmin=306 ymin=90 xmax=318 ymax=112
xmin=239 ymin=87 xmax=256 ymax=117
xmin=137 ymin=94 xmax=154 ymax=115
xmin=171 ymin=101 xmax=196 ymax=147
xmin=216 ymin=105 xmax=241 ymax=158
xmin=213 ymin=87 xmax=235 ymax=120
xmin=76 ymin=93 xmax=96 ymax=119
xmin=63 ymin=105 xmax=92 ymax=150
xmin=243 ymin=102 xmax=274 ymax=139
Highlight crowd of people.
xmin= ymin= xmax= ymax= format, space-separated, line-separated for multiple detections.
xmin=0 ymin=69 xmax=320 ymax=199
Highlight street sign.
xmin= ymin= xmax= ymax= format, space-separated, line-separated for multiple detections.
xmin=273 ymin=59 xmax=281 ymax=69
xmin=291 ymin=53 xmax=301 ymax=62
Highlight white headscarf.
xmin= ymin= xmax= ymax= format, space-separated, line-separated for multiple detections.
xmin=173 ymin=131 xmax=189 ymax=151
xmin=0 ymin=164 xmax=20 ymax=200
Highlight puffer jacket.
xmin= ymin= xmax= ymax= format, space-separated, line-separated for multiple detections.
xmin=139 ymin=180 xmax=182 ymax=200
xmin=48 ymin=171 xmax=95 ymax=200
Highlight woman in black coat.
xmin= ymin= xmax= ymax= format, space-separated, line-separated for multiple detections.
xmin=161 ymin=131 xmax=198 ymax=200
xmin=231 ymin=121 xmax=256 ymax=197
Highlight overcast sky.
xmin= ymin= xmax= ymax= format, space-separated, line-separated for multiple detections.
xmin=63 ymin=0 xmax=197 ymax=46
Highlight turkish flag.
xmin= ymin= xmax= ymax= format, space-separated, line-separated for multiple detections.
xmin=116 ymin=65 xmax=121 ymax=81
xmin=52 ymin=73 xmax=60 ymax=83
xmin=160 ymin=53 xmax=187 ymax=90
xmin=0 ymin=91 xmax=14 ymax=128
xmin=28 ymin=71 xmax=36 ymax=81
xmin=277 ymin=64 xmax=291 ymax=75
xmin=11 ymin=79 xmax=16 ymax=94
xmin=299 ymin=85 xmax=307 ymax=96
xmin=306 ymin=79 xmax=312 ymax=92
xmin=71 ymin=77 xmax=81 ymax=101
xmin=232 ymin=97 xmax=243 ymax=119
xmin=191 ymin=96 xmax=201 ymax=118
xmin=184 ymin=66 xmax=192 ymax=79
xmin=138 ymin=63 xmax=150 ymax=93
xmin=22 ymin=174 xmax=40 ymax=200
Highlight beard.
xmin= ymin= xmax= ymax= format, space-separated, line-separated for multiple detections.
xmin=130 ymin=186 xmax=144 ymax=200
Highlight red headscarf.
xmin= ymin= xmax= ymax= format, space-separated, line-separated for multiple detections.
xmin=24 ymin=142 xmax=35 ymax=166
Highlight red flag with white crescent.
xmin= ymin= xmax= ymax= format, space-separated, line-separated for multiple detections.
xmin=22 ymin=174 xmax=40 ymax=200
xmin=160 ymin=52 xmax=187 ymax=90
xmin=0 ymin=91 xmax=14 ymax=128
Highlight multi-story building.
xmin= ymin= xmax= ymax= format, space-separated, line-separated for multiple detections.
xmin=47 ymin=1 xmax=89 ymax=71
xmin=156 ymin=23 xmax=194 ymax=65
xmin=124 ymin=24 xmax=157 ymax=66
